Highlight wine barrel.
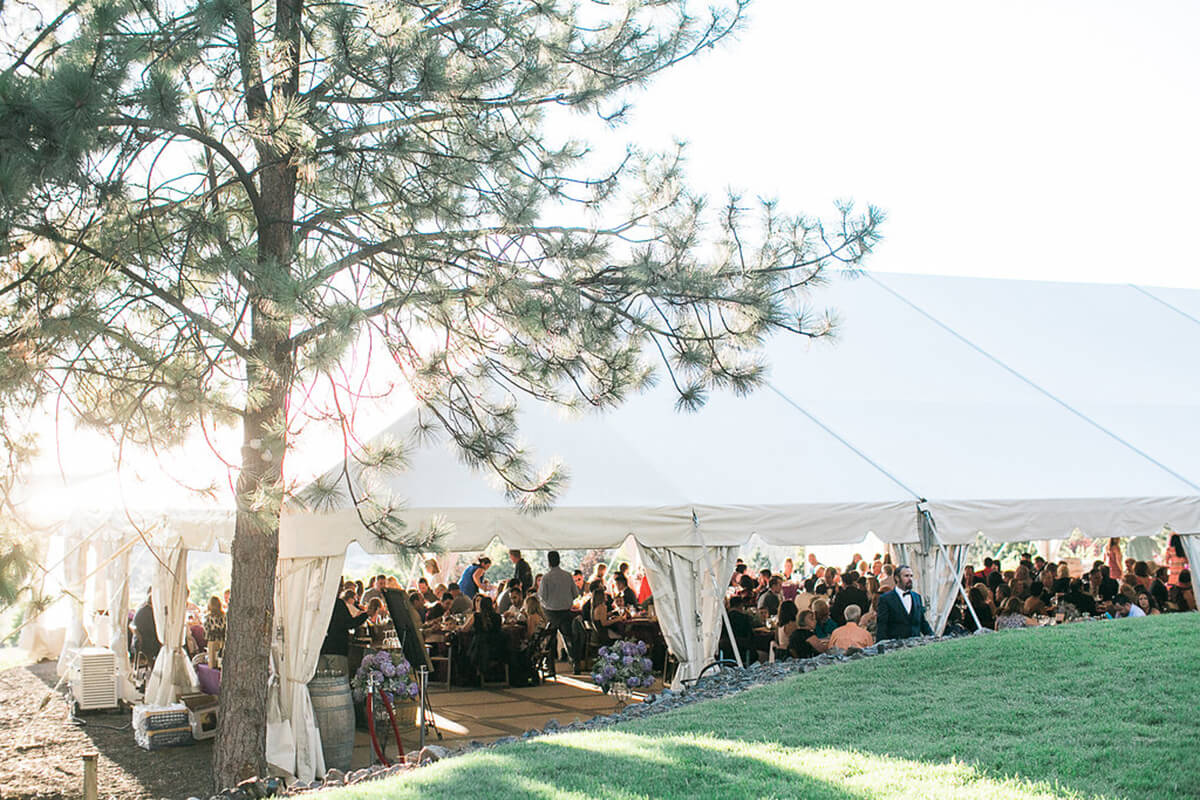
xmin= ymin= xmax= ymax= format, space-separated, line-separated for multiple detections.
xmin=308 ymin=673 xmax=355 ymax=773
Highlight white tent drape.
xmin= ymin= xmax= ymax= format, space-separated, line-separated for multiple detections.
xmin=266 ymin=554 xmax=346 ymax=782
xmin=634 ymin=537 xmax=737 ymax=690
xmin=107 ymin=541 xmax=139 ymax=702
xmin=897 ymin=512 xmax=967 ymax=635
xmin=144 ymin=538 xmax=198 ymax=706
xmin=56 ymin=536 xmax=89 ymax=677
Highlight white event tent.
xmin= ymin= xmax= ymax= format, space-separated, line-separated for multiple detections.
xmin=35 ymin=272 xmax=1200 ymax=782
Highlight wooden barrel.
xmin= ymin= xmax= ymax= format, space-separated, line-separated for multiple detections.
xmin=308 ymin=674 xmax=355 ymax=773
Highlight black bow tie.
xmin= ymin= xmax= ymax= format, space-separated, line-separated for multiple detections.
xmin=899 ymin=590 xmax=910 ymax=597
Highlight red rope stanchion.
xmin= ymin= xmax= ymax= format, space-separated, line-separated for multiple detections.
xmin=365 ymin=686 xmax=405 ymax=765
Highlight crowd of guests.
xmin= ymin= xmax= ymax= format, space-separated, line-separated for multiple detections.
xmin=724 ymin=536 xmax=1195 ymax=663
xmin=723 ymin=554 xmax=891 ymax=663
xmin=129 ymin=588 xmax=229 ymax=683
xmin=955 ymin=535 xmax=1195 ymax=631
xmin=318 ymin=550 xmax=658 ymax=684
xmin=136 ymin=537 xmax=1191 ymax=688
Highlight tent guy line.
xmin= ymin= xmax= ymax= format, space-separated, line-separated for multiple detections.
xmin=865 ymin=272 xmax=1200 ymax=495
xmin=1130 ymin=283 xmax=1200 ymax=332
xmin=764 ymin=382 xmax=924 ymax=502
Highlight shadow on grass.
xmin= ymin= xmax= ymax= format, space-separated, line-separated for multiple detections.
xmin=322 ymin=729 xmax=1100 ymax=800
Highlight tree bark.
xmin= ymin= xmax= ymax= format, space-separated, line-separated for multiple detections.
xmin=211 ymin=75 xmax=299 ymax=791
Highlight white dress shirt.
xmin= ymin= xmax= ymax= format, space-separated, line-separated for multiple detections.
xmin=896 ymin=588 xmax=913 ymax=614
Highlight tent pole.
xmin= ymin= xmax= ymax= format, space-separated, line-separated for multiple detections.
xmin=933 ymin=535 xmax=982 ymax=632
xmin=921 ymin=508 xmax=982 ymax=633
xmin=699 ymin=544 xmax=743 ymax=669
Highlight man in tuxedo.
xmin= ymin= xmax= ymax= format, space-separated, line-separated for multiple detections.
xmin=875 ymin=565 xmax=933 ymax=641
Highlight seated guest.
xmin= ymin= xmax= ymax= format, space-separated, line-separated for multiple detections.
xmin=794 ymin=579 xmax=816 ymax=615
xmin=462 ymin=595 xmax=505 ymax=684
xmin=827 ymin=604 xmax=874 ymax=650
xmin=407 ymin=591 xmax=427 ymax=623
xmin=756 ymin=568 xmax=772 ymax=595
xmin=879 ymin=563 xmax=895 ymax=592
xmin=994 ymin=597 xmax=1032 ymax=629
xmin=424 ymin=597 xmax=446 ymax=623
xmin=811 ymin=598 xmax=836 ymax=639
xmin=1061 ymin=579 xmax=1096 ymax=616
xmin=522 ymin=596 xmax=546 ymax=637
xmin=787 ymin=610 xmax=829 ymax=659
xmin=497 ymin=583 xmax=524 ymax=614
xmin=1132 ymin=561 xmax=1153 ymax=590
xmin=614 ymin=574 xmax=638 ymax=608
xmin=860 ymin=596 xmax=879 ymax=635
xmin=1022 ymin=594 xmax=1047 ymax=618
xmin=417 ymin=577 xmax=438 ymax=604
xmin=589 ymin=587 xmax=620 ymax=641
xmin=1095 ymin=566 xmax=1120 ymax=603
xmin=736 ymin=574 xmax=757 ymax=602
xmin=831 ymin=571 xmax=869 ymax=626
xmin=964 ymin=584 xmax=995 ymax=632
xmin=364 ymin=598 xmax=395 ymax=646
xmin=776 ymin=601 xmax=799 ymax=651
xmin=757 ymin=576 xmax=783 ymax=616
xmin=1111 ymin=594 xmax=1143 ymax=618
xmin=722 ymin=596 xmax=757 ymax=664
xmin=1136 ymin=592 xmax=1157 ymax=616
xmin=1176 ymin=570 xmax=1194 ymax=610
xmin=447 ymin=582 xmax=473 ymax=615
xmin=1150 ymin=568 xmax=1170 ymax=610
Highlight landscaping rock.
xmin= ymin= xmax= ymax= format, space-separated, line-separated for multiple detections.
xmin=418 ymin=745 xmax=449 ymax=764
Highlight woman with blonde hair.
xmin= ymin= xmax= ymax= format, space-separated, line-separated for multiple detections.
xmin=522 ymin=595 xmax=546 ymax=635
xmin=203 ymin=595 xmax=226 ymax=669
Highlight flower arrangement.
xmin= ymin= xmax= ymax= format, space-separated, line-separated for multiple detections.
xmin=592 ymin=639 xmax=655 ymax=695
xmin=351 ymin=650 xmax=419 ymax=704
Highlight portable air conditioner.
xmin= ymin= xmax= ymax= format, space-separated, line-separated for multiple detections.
xmin=70 ymin=647 xmax=119 ymax=711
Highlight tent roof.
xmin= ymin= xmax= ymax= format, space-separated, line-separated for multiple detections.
xmin=280 ymin=272 xmax=1200 ymax=556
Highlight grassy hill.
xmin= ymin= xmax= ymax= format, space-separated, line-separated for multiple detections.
xmin=319 ymin=614 xmax=1200 ymax=800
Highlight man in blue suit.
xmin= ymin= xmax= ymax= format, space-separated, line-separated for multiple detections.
xmin=876 ymin=565 xmax=934 ymax=641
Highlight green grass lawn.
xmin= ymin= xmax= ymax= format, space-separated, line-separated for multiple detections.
xmin=320 ymin=614 xmax=1199 ymax=800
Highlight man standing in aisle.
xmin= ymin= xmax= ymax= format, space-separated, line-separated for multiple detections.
xmin=875 ymin=565 xmax=933 ymax=641
xmin=538 ymin=550 xmax=581 ymax=673
xmin=510 ymin=549 xmax=534 ymax=593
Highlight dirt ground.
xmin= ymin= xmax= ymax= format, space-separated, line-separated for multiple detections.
xmin=0 ymin=661 xmax=214 ymax=800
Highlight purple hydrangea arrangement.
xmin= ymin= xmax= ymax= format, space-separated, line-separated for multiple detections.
xmin=350 ymin=649 xmax=419 ymax=704
xmin=591 ymin=639 xmax=655 ymax=695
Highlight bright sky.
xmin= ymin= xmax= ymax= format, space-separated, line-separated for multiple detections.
xmin=19 ymin=0 xmax=1200 ymax=516
xmin=605 ymin=0 xmax=1200 ymax=289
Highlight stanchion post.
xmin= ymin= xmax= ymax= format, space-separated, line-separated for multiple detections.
xmin=418 ymin=666 xmax=428 ymax=751
xmin=82 ymin=752 xmax=98 ymax=800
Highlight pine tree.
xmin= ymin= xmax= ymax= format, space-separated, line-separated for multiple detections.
xmin=0 ymin=0 xmax=881 ymax=786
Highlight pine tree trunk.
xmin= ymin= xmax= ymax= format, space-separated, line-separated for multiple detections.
xmin=212 ymin=0 xmax=303 ymax=787
xmin=211 ymin=156 xmax=298 ymax=793
xmin=212 ymin=501 xmax=277 ymax=788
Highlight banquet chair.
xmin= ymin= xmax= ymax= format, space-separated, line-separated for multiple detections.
xmin=529 ymin=626 xmax=557 ymax=682
xmin=425 ymin=643 xmax=452 ymax=690
xmin=131 ymin=650 xmax=151 ymax=691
